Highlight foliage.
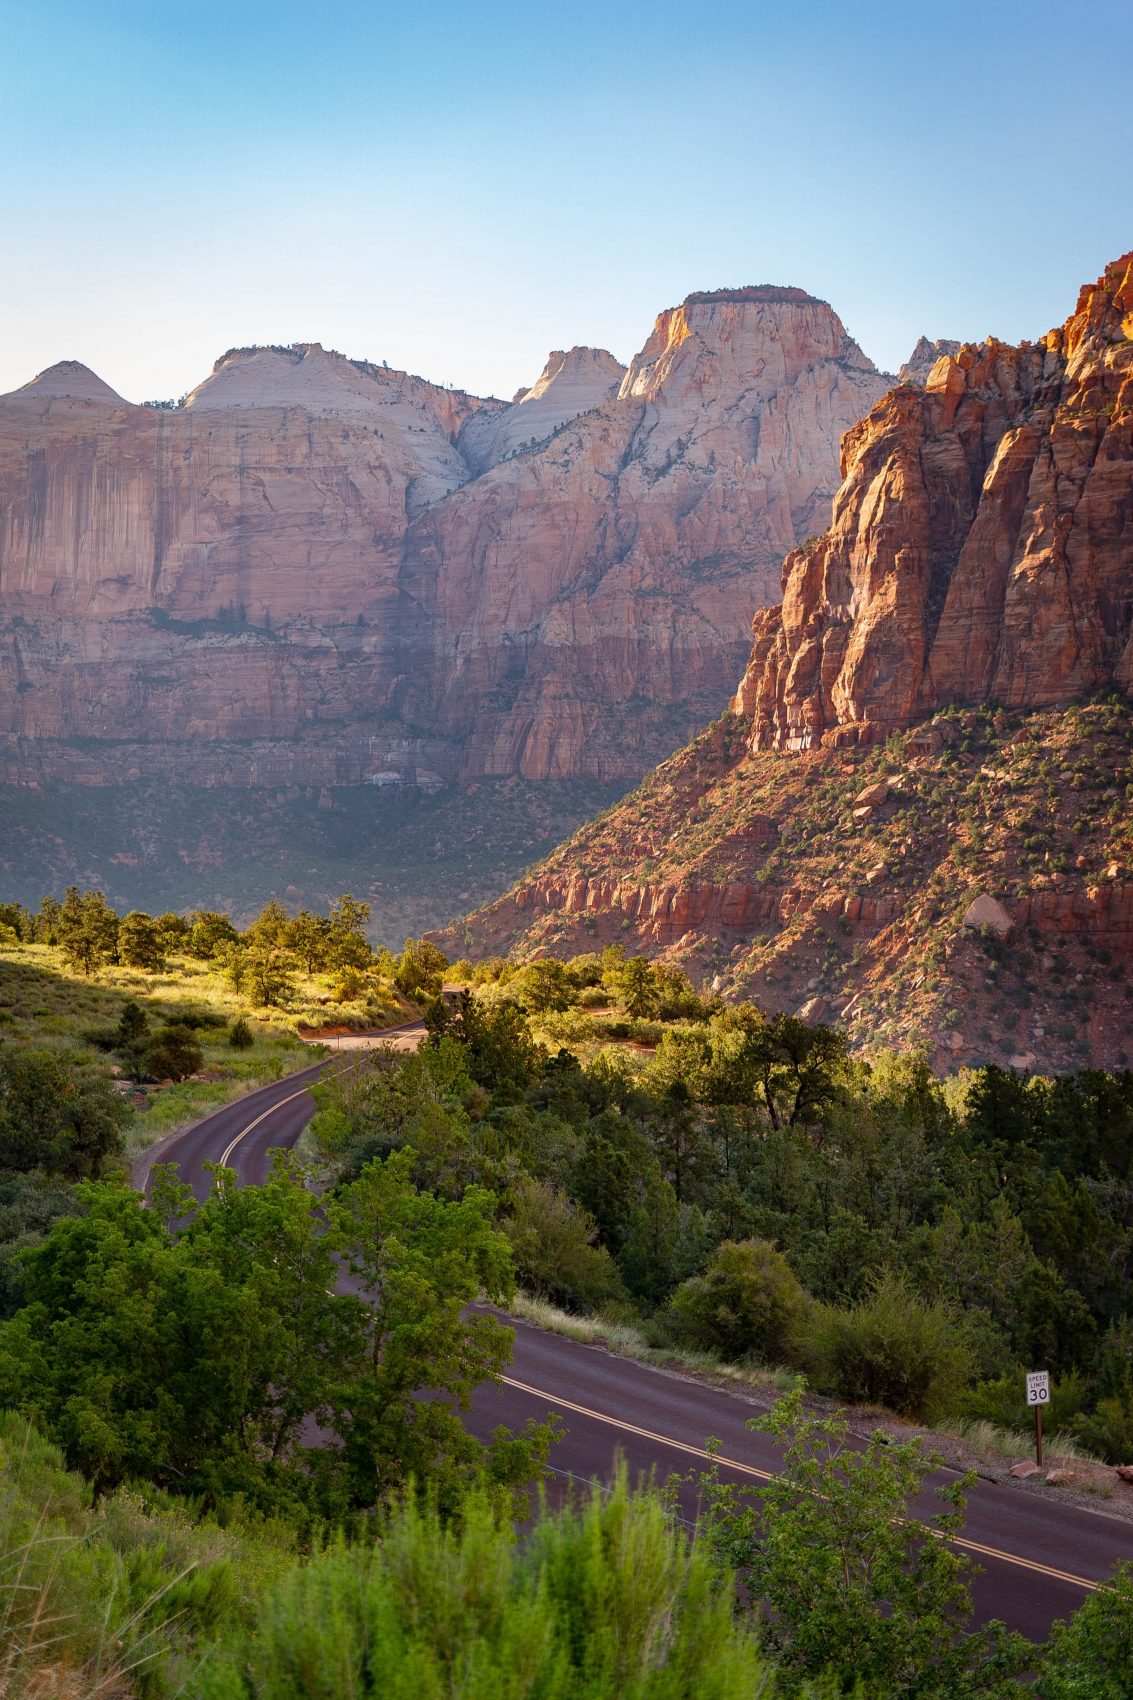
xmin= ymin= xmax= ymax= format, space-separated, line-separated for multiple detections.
xmin=0 ymin=1045 xmax=126 ymax=1179
xmin=697 ymin=1388 xmax=1030 ymax=1697
xmin=802 ymin=1273 xmax=972 ymax=1420
xmin=504 ymin=1175 xmax=626 ymax=1313
xmin=191 ymin=1469 xmax=768 ymax=1700
xmin=57 ymin=884 xmax=120 ymax=975
xmin=0 ymin=1154 xmax=551 ymax=1516
xmin=1035 ymin=1564 xmax=1133 ymax=1699
xmin=666 ymin=1238 xmax=809 ymax=1363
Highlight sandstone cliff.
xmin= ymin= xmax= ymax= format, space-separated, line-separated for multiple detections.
xmin=0 ymin=291 xmax=890 ymax=795
xmin=442 ymin=256 xmax=1133 ymax=1072
xmin=735 ymin=252 xmax=1133 ymax=753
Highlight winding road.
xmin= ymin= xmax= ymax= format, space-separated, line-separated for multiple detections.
xmin=135 ymin=1040 xmax=1133 ymax=1643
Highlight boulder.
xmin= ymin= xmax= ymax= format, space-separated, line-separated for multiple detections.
xmin=1009 ymin=1461 xmax=1042 ymax=1480
xmin=855 ymin=780 xmax=889 ymax=808
xmin=962 ymin=894 xmax=1014 ymax=939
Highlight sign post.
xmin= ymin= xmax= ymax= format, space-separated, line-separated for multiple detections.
xmin=1026 ymin=1370 xmax=1050 ymax=1468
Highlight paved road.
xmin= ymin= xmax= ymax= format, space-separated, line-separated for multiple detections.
xmin=138 ymin=1048 xmax=1133 ymax=1643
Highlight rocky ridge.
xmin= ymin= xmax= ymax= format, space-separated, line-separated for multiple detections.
xmin=440 ymin=255 xmax=1133 ymax=1071
xmin=0 ymin=288 xmax=891 ymax=799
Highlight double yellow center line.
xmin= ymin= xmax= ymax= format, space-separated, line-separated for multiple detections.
xmin=500 ymin=1375 xmax=1102 ymax=1593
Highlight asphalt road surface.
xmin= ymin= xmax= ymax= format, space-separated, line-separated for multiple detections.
xmin=137 ymin=1046 xmax=1133 ymax=1644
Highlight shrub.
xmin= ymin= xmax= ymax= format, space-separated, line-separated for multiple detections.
xmin=191 ymin=1471 xmax=765 ymax=1700
xmin=504 ymin=1176 xmax=626 ymax=1313
xmin=229 ymin=1016 xmax=255 ymax=1050
xmin=802 ymin=1272 xmax=972 ymax=1420
xmin=667 ymin=1238 xmax=809 ymax=1364
xmin=144 ymin=1024 xmax=204 ymax=1082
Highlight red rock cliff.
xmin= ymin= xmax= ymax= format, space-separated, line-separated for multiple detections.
xmin=0 ymin=293 xmax=890 ymax=790
xmin=735 ymin=254 xmax=1133 ymax=752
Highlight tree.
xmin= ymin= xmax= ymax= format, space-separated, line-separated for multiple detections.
xmin=35 ymin=894 xmax=62 ymax=944
xmin=326 ymin=893 xmax=372 ymax=971
xmin=0 ymin=1048 xmax=125 ymax=1179
xmin=326 ymin=1149 xmax=550 ymax=1510
xmin=667 ymin=1238 xmax=809 ymax=1363
xmin=803 ymin=1271 xmax=972 ymax=1421
xmin=247 ymin=900 xmax=290 ymax=948
xmin=516 ymin=958 xmax=573 ymax=1013
xmin=57 ymin=886 xmax=119 ymax=976
xmin=1036 ymin=1562 xmax=1133 ymax=1698
xmin=617 ymin=956 xmax=659 ymax=1018
xmin=228 ymin=939 xmax=294 ymax=1008
xmin=709 ymin=1007 xmax=847 ymax=1129
xmin=143 ymin=1023 xmax=204 ymax=1082
xmin=504 ymin=1176 xmax=625 ymax=1312
xmin=395 ymin=937 xmax=448 ymax=1001
xmin=0 ymin=1155 xmax=551 ymax=1514
xmin=118 ymin=910 xmax=167 ymax=972
xmin=285 ymin=909 xmax=330 ymax=974
xmin=190 ymin=909 xmax=239 ymax=959
xmin=698 ymin=1388 xmax=1029 ymax=1697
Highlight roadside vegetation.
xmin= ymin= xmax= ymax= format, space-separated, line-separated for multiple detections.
xmin=4 ymin=912 xmax=1133 ymax=1693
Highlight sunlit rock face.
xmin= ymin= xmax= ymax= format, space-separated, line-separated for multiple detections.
xmin=0 ymin=288 xmax=890 ymax=789
xmin=735 ymin=253 xmax=1133 ymax=753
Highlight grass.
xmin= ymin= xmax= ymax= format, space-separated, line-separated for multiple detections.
xmin=937 ymin=1416 xmax=1099 ymax=1471
xmin=507 ymin=1291 xmax=798 ymax=1399
xmin=0 ymin=942 xmax=415 ymax=1160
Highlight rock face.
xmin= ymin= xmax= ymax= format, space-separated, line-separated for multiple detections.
xmin=897 ymin=337 xmax=962 ymax=385
xmin=0 ymin=291 xmax=891 ymax=793
xmin=442 ymin=256 xmax=1133 ymax=1072
xmin=736 ymin=253 xmax=1133 ymax=753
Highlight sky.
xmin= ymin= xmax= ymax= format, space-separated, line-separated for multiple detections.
xmin=2 ymin=0 xmax=1131 ymax=403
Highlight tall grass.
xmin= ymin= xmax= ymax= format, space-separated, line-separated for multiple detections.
xmin=192 ymin=1471 xmax=772 ymax=1700
xmin=0 ymin=1412 xmax=290 ymax=1699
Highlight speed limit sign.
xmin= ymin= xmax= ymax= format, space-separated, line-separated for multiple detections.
xmin=1026 ymin=1370 xmax=1050 ymax=1406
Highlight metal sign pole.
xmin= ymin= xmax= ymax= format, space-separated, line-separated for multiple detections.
xmin=1035 ymin=1400 xmax=1043 ymax=1468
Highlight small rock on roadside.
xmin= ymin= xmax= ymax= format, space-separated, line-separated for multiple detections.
xmin=1114 ymin=1464 xmax=1133 ymax=1483
xmin=1010 ymin=1461 xmax=1042 ymax=1479
xmin=1045 ymin=1469 xmax=1077 ymax=1486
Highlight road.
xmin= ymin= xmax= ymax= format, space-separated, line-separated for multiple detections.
xmin=136 ymin=1045 xmax=1133 ymax=1644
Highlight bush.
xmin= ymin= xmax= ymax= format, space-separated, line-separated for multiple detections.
xmin=504 ymin=1176 xmax=626 ymax=1313
xmin=144 ymin=1024 xmax=204 ymax=1082
xmin=802 ymin=1272 xmax=972 ymax=1420
xmin=667 ymin=1238 xmax=809 ymax=1364
xmin=229 ymin=1016 xmax=255 ymax=1050
xmin=191 ymin=1471 xmax=765 ymax=1700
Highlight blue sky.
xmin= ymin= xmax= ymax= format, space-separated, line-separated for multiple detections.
xmin=2 ymin=0 xmax=1130 ymax=401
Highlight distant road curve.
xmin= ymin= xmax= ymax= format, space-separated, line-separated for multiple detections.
xmin=132 ymin=1029 xmax=1133 ymax=1644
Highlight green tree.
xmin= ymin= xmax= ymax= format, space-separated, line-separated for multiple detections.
xmin=667 ymin=1238 xmax=809 ymax=1363
xmin=1036 ymin=1562 xmax=1133 ymax=1698
xmin=0 ymin=1048 xmax=125 ymax=1179
xmin=504 ymin=1175 xmax=626 ymax=1312
xmin=698 ymin=1387 xmax=1029 ymax=1697
xmin=617 ymin=956 xmax=659 ymax=1018
xmin=285 ymin=909 xmax=329 ymax=974
xmin=395 ymin=936 xmax=448 ymax=1001
xmin=143 ymin=1023 xmax=204 ymax=1082
xmin=803 ymin=1271 xmax=972 ymax=1421
xmin=190 ymin=909 xmax=240 ymax=959
xmin=516 ymin=957 xmax=574 ymax=1013
xmin=57 ymin=886 xmax=119 ymax=976
xmin=326 ymin=893 xmax=372 ymax=971
xmin=118 ymin=909 xmax=167 ymax=971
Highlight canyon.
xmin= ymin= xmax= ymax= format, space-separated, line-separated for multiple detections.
xmin=0 ymin=286 xmax=892 ymax=925
xmin=442 ymin=255 xmax=1133 ymax=1071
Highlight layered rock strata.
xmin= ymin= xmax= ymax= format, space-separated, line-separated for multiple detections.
xmin=0 ymin=292 xmax=890 ymax=790
xmin=735 ymin=253 xmax=1133 ymax=752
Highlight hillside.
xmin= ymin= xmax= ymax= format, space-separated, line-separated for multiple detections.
xmin=439 ymin=254 xmax=1133 ymax=1072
